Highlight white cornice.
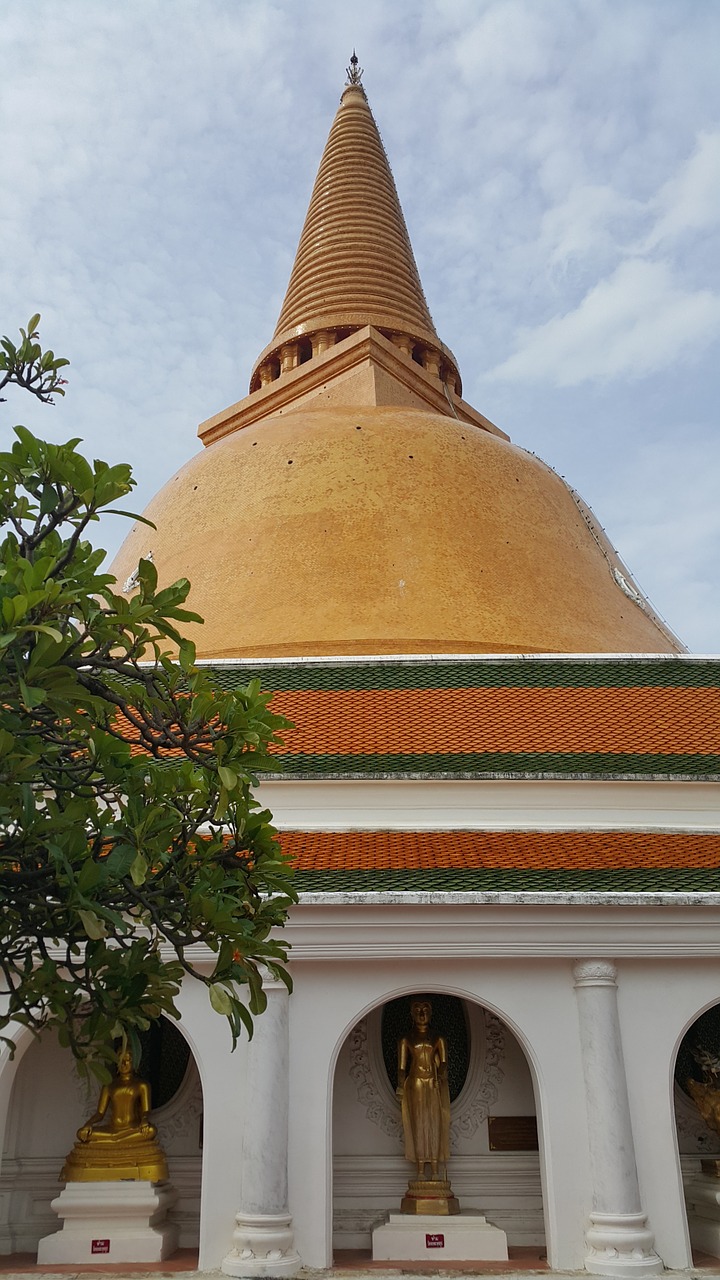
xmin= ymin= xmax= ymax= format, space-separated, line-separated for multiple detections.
xmin=280 ymin=897 xmax=720 ymax=960
xmin=296 ymin=890 xmax=720 ymax=906
xmin=256 ymin=777 xmax=720 ymax=833
xmin=139 ymin=897 xmax=720 ymax=968
xmin=192 ymin=652 xmax=720 ymax=667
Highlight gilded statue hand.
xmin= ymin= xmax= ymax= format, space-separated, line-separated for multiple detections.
xmin=78 ymin=1125 xmax=94 ymax=1143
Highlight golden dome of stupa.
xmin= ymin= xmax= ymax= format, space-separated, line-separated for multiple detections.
xmin=110 ymin=61 xmax=681 ymax=658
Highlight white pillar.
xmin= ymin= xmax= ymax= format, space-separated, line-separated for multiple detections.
xmin=573 ymin=960 xmax=662 ymax=1278
xmin=222 ymin=980 xmax=300 ymax=1278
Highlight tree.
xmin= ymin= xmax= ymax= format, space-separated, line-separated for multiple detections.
xmin=0 ymin=314 xmax=69 ymax=405
xmin=0 ymin=319 xmax=295 ymax=1079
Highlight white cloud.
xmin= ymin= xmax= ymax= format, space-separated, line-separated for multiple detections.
xmin=488 ymin=259 xmax=720 ymax=385
xmin=539 ymin=184 xmax=643 ymax=270
xmin=452 ymin=0 xmax=558 ymax=85
xmin=599 ymin=431 xmax=720 ymax=651
xmin=643 ymin=129 xmax=720 ymax=249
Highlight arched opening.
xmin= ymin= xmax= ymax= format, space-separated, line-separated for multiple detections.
xmin=330 ymin=989 xmax=545 ymax=1263
xmin=0 ymin=1018 xmax=203 ymax=1261
xmin=673 ymin=1000 xmax=720 ymax=1264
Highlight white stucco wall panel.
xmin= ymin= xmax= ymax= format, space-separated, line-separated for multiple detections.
xmin=4 ymin=1033 xmax=83 ymax=1161
xmin=170 ymin=978 xmax=249 ymax=1270
xmin=615 ymin=960 xmax=720 ymax=1270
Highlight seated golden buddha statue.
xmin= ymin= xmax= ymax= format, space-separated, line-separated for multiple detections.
xmin=62 ymin=1049 xmax=169 ymax=1182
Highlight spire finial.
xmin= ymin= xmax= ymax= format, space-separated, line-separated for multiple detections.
xmin=345 ymin=49 xmax=363 ymax=86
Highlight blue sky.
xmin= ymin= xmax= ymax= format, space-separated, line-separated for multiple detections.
xmin=2 ymin=0 xmax=719 ymax=650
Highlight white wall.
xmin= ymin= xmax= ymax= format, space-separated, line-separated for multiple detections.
xmin=282 ymin=894 xmax=720 ymax=1272
xmin=3 ymin=902 xmax=719 ymax=1273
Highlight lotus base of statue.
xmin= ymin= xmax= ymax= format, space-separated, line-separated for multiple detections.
xmin=401 ymin=1178 xmax=460 ymax=1215
xmin=61 ymin=1137 xmax=169 ymax=1183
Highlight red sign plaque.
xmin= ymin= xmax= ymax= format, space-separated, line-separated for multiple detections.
xmin=91 ymin=1240 xmax=110 ymax=1254
xmin=425 ymin=1233 xmax=445 ymax=1248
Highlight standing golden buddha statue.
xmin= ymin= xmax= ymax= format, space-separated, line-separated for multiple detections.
xmin=396 ymin=998 xmax=459 ymax=1215
xmin=62 ymin=1049 xmax=169 ymax=1182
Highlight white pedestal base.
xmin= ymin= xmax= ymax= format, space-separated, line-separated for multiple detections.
xmin=222 ymin=1211 xmax=301 ymax=1277
xmin=686 ymin=1174 xmax=720 ymax=1258
xmin=37 ymin=1180 xmax=178 ymax=1265
xmin=372 ymin=1210 xmax=508 ymax=1262
xmin=584 ymin=1212 xmax=663 ymax=1277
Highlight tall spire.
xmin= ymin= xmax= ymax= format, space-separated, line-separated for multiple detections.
xmin=251 ymin=60 xmax=460 ymax=391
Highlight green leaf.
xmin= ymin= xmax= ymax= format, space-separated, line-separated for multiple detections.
xmin=235 ymin=1001 xmax=254 ymax=1041
xmin=18 ymin=677 xmax=45 ymax=708
xmin=209 ymin=984 xmax=233 ymax=1016
xmin=77 ymin=860 xmax=104 ymax=893
xmin=31 ymin=624 xmax=64 ymax=644
xmin=138 ymin=557 xmax=158 ymax=593
xmin=78 ymin=910 xmax=106 ymax=940
xmin=105 ymin=510 xmax=156 ymax=526
xmin=214 ymin=786 xmax=229 ymax=821
xmin=129 ymin=853 xmax=148 ymax=886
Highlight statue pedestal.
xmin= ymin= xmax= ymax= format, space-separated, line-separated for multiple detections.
xmin=372 ymin=1210 xmax=508 ymax=1262
xmin=37 ymin=1180 xmax=178 ymax=1264
xmin=401 ymin=1178 xmax=460 ymax=1215
xmin=686 ymin=1170 xmax=720 ymax=1257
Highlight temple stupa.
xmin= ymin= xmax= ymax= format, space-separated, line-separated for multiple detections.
xmin=110 ymin=58 xmax=680 ymax=658
xmin=7 ymin=58 xmax=720 ymax=1280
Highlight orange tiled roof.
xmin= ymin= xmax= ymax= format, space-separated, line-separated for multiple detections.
xmin=125 ymin=657 xmax=720 ymax=777
xmin=269 ymin=685 xmax=719 ymax=758
xmin=278 ymin=830 xmax=720 ymax=872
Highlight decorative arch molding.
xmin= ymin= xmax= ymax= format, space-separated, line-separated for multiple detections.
xmin=155 ymin=1058 xmax=203 ymax=1146
xmin=348 ymin=1000 xmax=506 ymax=1150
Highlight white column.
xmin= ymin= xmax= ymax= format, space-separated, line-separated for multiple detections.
xmin=222 ymin=980 xmax=300 ymax=1278
xmin=573 ymin=960 xmax=662 ymax=1278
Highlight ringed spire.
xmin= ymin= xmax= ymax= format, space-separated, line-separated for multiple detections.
xmin=251 ymin=58 xmax=460 ymax=392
